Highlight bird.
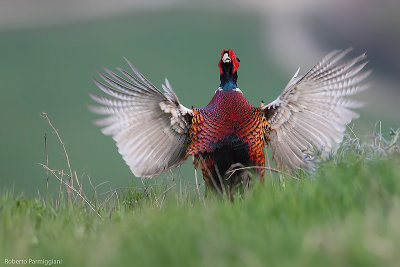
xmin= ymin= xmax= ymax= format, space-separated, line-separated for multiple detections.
xmin=89 ymin=48 xmax=370 ymax=194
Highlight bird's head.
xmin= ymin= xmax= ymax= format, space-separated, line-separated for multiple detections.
xmin=218 ymin=48 xmax=240 ymax=75
xmin=218 ymin=48 xmax=240 ymax=90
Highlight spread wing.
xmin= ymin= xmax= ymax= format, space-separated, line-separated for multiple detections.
xmin=263 ymin=48 xmax=370 ymax=172
xmin=89 ymin=58 xmax=193 ymax=177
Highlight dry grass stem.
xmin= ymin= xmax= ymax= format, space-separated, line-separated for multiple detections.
xmin=39 ymin=163 xmax=101 ymax=217
xmin=214 ymin=164 xmax=226 ymax=196
xmin=198 ymin=155 xmax=223 ymax=196
xmin=41 ymin=112 xmax=73 ymax=198
xmin=194 ymin=167 xmax=201 ymax=200
xmin=265 ymin=148 xmax=274 ymax=186
xmin=44 ymin=133 xmax=49 ymax=189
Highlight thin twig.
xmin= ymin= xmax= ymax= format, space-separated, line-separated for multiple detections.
xmin=157 ymin=184 xmax=176 ymax=208
xmin=265 ymin=148 xmax=274 ymax=186
xmin=74 ymin=170 xmax=81 ymax=193
xmin=41 ymin=112 xmax=73 ymax=197
xmin=96 ymin=186 xmax=145 ymax=197
xmin=76 ymin=171 xmax=83 ymax=200
xmin=214 ymin=164 xmax=226 ymax=196
xmin=198 ymin=155 xmax=223 ymax=196
xmin=44 ymin=133 xmax=49 ymax=189
xmin=99 ymin=190 xmax=117 ymax=208
xmin=94 ymin=181 xmax=111 ymax=191
xmin=39 ymin=163 xmax=101 ymax=218
xmin=87 ymin=174 xmax=97 ymax=195
xmin=346 ymin=124 xmax=359 ymax=140
xmin=58 ymin=170 xmax=63 ymax=204
xmin=194 ymin=167 xmax=201 ymax=200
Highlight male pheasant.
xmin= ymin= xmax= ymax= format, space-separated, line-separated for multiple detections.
xmin=89 ymin=48 xmax=369 ymax=193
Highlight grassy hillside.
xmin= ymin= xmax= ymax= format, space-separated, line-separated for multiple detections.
xmin=1 ymin=130 xmax=399 ymax=267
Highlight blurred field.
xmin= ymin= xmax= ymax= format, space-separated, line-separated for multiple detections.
xmin=0 ymin=7 xmax=286 ymax=195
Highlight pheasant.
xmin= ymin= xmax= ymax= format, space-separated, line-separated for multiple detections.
xmin=89 ymin=48 xmax=370 ymax=193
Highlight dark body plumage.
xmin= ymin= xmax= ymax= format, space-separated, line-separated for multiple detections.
xmin=188 ymin=90 xmax=267 ymax=191
xmin=89 ymin=48 xmax=370 ymax=195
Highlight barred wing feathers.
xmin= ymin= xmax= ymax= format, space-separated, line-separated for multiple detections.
xmin=89 ymin=59 xmax=193 ymax=177
xmin=263 ymin=48 xmax=370 ymax=171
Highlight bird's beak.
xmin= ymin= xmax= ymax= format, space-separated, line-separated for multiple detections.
xmin=222 ymin=53 xmax=231 ymax=63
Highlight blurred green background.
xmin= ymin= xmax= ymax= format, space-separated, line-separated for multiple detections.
xmin=0 ymin=1 xmax=399 ymax=196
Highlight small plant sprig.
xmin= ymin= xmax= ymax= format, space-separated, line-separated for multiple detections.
xmin=371 ymin=123 xmax=400 ymax=156
xmin=303 ymin=123 xmax=400 ymax=170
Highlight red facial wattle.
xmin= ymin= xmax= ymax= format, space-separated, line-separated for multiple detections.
xmin=218 ymin=48 xmax=239 ymax=74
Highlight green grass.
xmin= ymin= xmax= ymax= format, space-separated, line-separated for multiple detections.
xmin=1 ymin=132 xmax=400 ymax=267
